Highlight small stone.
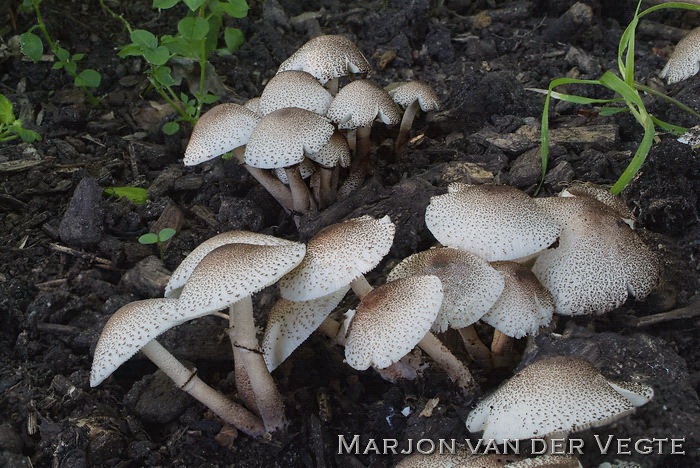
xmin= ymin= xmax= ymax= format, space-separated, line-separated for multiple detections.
xmin=508 ymin=147 xmax=542 ymax=189
xmin=124 ymin=369 xmax=192 ymax=424
xmin=120 ymin=255 xmax=171 ymax=298
xmin=59 ymin=177 xmax=104 ymax=248
xmin=544 ymin=160 xmax=575 ymax=191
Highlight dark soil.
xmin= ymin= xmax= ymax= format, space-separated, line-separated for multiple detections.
xmin=1 ymin=1 xmax=699 ymax=467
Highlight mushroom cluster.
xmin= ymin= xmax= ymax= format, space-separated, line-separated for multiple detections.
xmin=184 ymin=35 xmax=440 ymax=224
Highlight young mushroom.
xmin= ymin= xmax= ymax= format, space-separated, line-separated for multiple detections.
xmin=388 ymin=80 xmax=440 ymax=157
xmin=660 ymin=26 xmax=700 ymax=84
xmin=259 ymin=70 xmax=333 ymax=117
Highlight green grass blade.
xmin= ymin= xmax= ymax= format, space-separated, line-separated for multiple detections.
xmin=610 ymin=115 xmax=655 ymax=194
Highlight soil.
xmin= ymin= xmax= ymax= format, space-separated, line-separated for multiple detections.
xmin=1 ymin=0 xmax=699 ymax=467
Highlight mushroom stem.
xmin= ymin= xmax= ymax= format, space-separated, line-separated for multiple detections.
xmin=243 ymin=164 xmax=295 ymax=213
xmin=228 ymin=296 xmax=287 ymax=432
xmin=229 ymin=307 xmax=260 ymax=416
xmin=417 ymin=332 xmax=477 ymax=393
xmin=140 ymin=339 xmax=265 ymax=437
xmin=394 ymin=100 xmax=420 ymax=158
xmin=354 ymin=124 xmax=372 ymax=167
xmin=317 ymin=166 xmax=335 ymax=209
xmin=339 ymin=125 xmax=373 ymax=197
xmin=285 ymin=165 xmax=312 ymax=215
xmin=457 ymin=325 xmax=493 ymax=369
xmin=349 ymin=275 xmax=373 ymax=299
xmin=491 ymin=330 xmax=514 ymax=368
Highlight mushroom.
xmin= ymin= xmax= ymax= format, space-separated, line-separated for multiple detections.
xmin=388 ymin=80 xmax=440 ymax=157
xmin=344 ymin=275 xmax=476 ymax=392
xmin=243 ymin=96 xmax=261 ymax=115
xmin=466 ymin=356 xmax=653 ymax=443
xmin=480 ymin=261 xmax=554 ymax=368
xmin=244 ymin=107 xmax=334 ymax=219
xmin=660 ymin=26 xmax=700 ymax=84
xmin=259 ymin=70 xmax=333 ymax=117
xmin=306 ymin=131 xmax=351 ymax=209
xmin=396 ymin=451 xmax=514 ymax=467
xmin=277 ymin=34 xmax=371 ymax=95
xmin=506 ymin=455 xmax=581 ymax=467
xmin=532 ymin=196 xmax=660 ymax=316
xmin=326 ymin=79 xmax=402 ymax=196
xmin=183 ymin=103 xmax=294 ymax=211
xmin=90 ymin=298 xmax=265 ymax=437
xmin=425 ymin=183 xmax=561 ymax=262
xmin=560 ymin=182 xmax=635 ymax=227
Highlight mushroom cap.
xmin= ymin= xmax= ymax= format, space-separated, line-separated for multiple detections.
xmin=279 ymin=215 xmax=396 ymax=301
xmin=387 ymin=247 xmax=505 ymax=332
xmin=274 ymin=157 xmax=316 ymax=184
xmin=175 ymin=242 xmax=306 ymax=320
xmin=307 ymin=131 xmax=351 ymax=168
xmin=165 ymin=231 xmax=299 ymax=298
xmin=505 ymin=455 xmax=581 ymax=468
xmin=389 ymin=80 xmax=440 ymax=111
xmin=243 ymin=97 xmax=261 ymax=115
xmin=560 ymin=183 xmax=635 ymax=227
xmin=344 ymin=275 xmax=443 ymax=370
xmin=480 ymin=261 xmax=554 ymax=339
xmin=259 ymin=70 xmax=334 ymax=117
xmin=425 ymin=183 xmax=561 ymax=262
xmin=90 ymin=298 xmax=181 ymax=387
xmin=532 ymin=197 xmax=660 ymax=316
xmin=184 ymin=103 xmax=260 ymax=166
xmin=326 ymin=79 xmax=402 ymax=130
xmin=660 ymin=27 xmax=700 ymax=84
xmin=396 ymin=452 xmax=513 ymax=468
xmin=244 ymin=107 xmax=334 ymax=169
xmin=277 ymin=35 xmax=371 ymax=84
xmin=262 ymin=286 xmax=350 ymax=371
xmin=466 ymin=356 xmax=654 ymax=443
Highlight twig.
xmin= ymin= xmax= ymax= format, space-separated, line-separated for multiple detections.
xmin=49 ymin=243 xmax=112 ymax=266
xmin=627 ymin=295 xmax=700 ymax=327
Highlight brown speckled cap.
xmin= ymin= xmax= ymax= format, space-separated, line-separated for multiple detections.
xmin=425 ymin=183 xmax=561 ymax=261
xmin=466 ymin=356 xmax=654 ymax=443
xmin=481 ymin=261 xmax=554 ymax=338
xmin=259 ymin=71 xmax=333 ymax=116
xmin=395 ymin=451 xmax=514 ymax=468
xmin=389 ymin=80 xmax=440 ymax=111
xmin=244 ymin=107 xmax=334 ymax=169
xmin=660 ymin=27 xmax=700 ymax=84
xmin=277 ymin=35 xmax=371 ymax=84
xmin=184 ymin=103 xmax=260 ymax=166
xmin=506 ymin=455 xmax=582 ymax=468
xmin=175 ymin=242 xmax=306 ymax=320
xmin=560 ymin=183 xmax=635 ymax=227
xmin=387 ymin=247 xmax=505 ymax=332
xmin=243 ymin=97 xmax=261 ymax=115
xmin=90 ymin=298 xmax=180 ymax=386
xmin=165 ymin=231 xmax=299 ymax=298
xmin=307 ymin=131 xmax=351 ymax=168
xmin=326 ymin=79 xmax=402 ymax=129
xmin=262 ymin=286 xmax=350 ymax=371
xmin=532 ymin=196 xmax=660 ymax=316
xmin=344 ymin=275 xmax=443 ymax=370
xmin=279 ymin=215 xmax=395 ymax=301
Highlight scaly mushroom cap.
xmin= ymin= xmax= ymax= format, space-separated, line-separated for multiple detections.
xmin=660 ymin=27 xmax=700 ymax=84
xmin=262 ymin=286 xmax=350 ymax=371
xmin=387 ymin=247 xmax=505 ymax=332
xmin=184 ymin=103 xmax=260 ymax=166
xmin=326 ymin=79 xmax=402 ymax=130
xmin=279 ymin=215 xmax=396 ymax=301
xmin=90 ymin=298 xmax=180 ymax=386
xmin=259 ymin=71 xmax=334 ymax=116
xmin=506 ymin=455 xmax=582 ymax=468
xmin=344 ymin=275 xmax=443 ymax=370
xmin=481 ymin=261 xmax=554 ymax=339
xmin=396 ymin=452 xmax=512 ymax=468
xmin=466 ymin=356 xmax=654 ymax=443
xmin=277 ymin=35 xmax=371 ymax=84
xmin=274 ymin=157 xmax=316 ymax=184
xmin=244 ymin=107 xmax=334 ymax=169
xmin=243 ymin=97 xmax=261 ymax=115
xmin=560 ymin=183 xmax=635 ymax=227
xmin=175 ymin=242 xmax=306 ymax=320
xmin=165 ymin=231 xmax=298 ymax=298
xmin=425 ymin=183 xmax=561 ymax=262
xmin=389 ymin=80 xmax=440 ymax=111
xmin=307 ymin=131 xmax=351 ymax=168
xmin=532 ymin=197 xmax=660 ymax=316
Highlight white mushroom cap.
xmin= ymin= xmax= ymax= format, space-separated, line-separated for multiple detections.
xmin=243 ymin=97 xmax=261 ymax=115
xmin=505 ymin=455 xmax=581 ymax=468
xmin=389 ymin=80 xmax=440 ymax=111
xmin=326 ymin=79 xmax=402 ymax=130
xmin=274 ymin=157 xmax=316 ymax=184
xmin=344 ymin=275 xmax=443 ymax=370
xmin=279 ymin=215 xmax=396 ymax=301
xmin=396 ymin=451 xmax=510 ymax=468
xmin=560 ymin=183 xmax=635 ymax=228
xmin=307 ymin=131 xmax=351 ymax=168
xmin=259 ymin=71 xmax=333 ymax=116
xmin=184 ymin=103 xmax=260 ymax=166
xmin=262 ymin=286 xmax=350 ymax=371
xmin=425 ymin=183 xmax=561 ymax=262
xmin=277 ymin=35 xmax=371 ymax=84
xmin=387 ymin=247 xmax=505 ymax=332
xmin=90 ymin=298 xmax=180 ymax=386
xmin=660 ymin=27 xmax=700 ymax=84
xmin=532 ymin=197 xmax=660 ymax=316
xmin=175 ymin=242 xmax=306 ymax=320
xmin=165 ymin=231 xmax=299 ymax=298
xmin=480 ymin=261 xmax=554 ymax=339
xmin=466 ymin=356 xmax=654 ymax=443
xmin=244 ymin=107 xmax=334 ymax=169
